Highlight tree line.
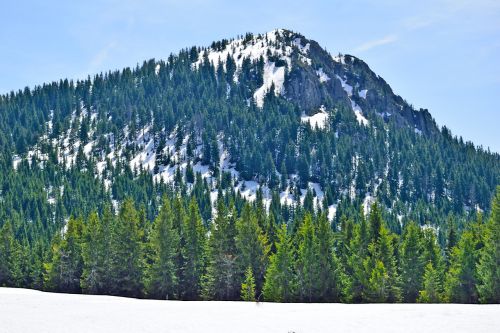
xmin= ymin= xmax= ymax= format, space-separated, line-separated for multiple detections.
xmin=1 ymin=187 xmax=499 ymax=303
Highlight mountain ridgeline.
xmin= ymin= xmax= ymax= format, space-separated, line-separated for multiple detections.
xmin=0 ymin=29 xmax=499 ymax=302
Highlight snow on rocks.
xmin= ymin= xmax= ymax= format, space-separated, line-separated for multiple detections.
xmin=192 ymin=30 xmax=301 ymax=108
xmin=358 ymin=89 xmax=368 ymax=99
xmin=253 ymin=62 xmax=286 ymax=108
xmin=336 ymin=75 xmax=369 ymax=126
xmin=292 ymin=37 xmax=310 ymax=54
xmin=352 ymin=101 xmax=369 ymax=126
xmin=12 ymin=155 xmax=22 ymax=170
xmin=316 ymin=68 xmax=330 ymax=83
xmin=332 ymin=54 xmax=346 ymax=64
xmin=301 ymin=105 xmax=329 ymax=130
xmin=336 ymin=75 xmax=353 ymax=96
xmin=362 ymin=194 xmax=376 ymax=216
xmin=192 ymin=29 xmax=292 ymax=73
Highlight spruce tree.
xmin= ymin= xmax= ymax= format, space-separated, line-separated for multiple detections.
xmin=241 ymin=266 xmax=256 ymax=301
xmin=145 ymin=196 xmax=179 ymax=299
xmin=346 ymin=216 xmax=369 ymax=302
xmin=44 ymin=217 xmax=84 ymax=293
xmin=0 ymin=221 xmax=20 ymax=286
xmin=363 ymin=226 xmax=401 ymax=302
xmin=296 ymin=213 xmax=319 ymax=302
xmin=109 ymin=198 xmax=144 ymax=297
xmin=99 ymin=205 xmax=115 ymax=292
xmin=418 ymin=262 xmax=443 ymax=303
xmin=172 ymin=196 xmax=187 ymax=298
xmin=263 ymin=224 xmax=296 ymax=302
xmin=81 ymin=211 xmax=104 ymax=294
xmin=445 ymin=230 xmax=479 ymax=303
xmin=400 ymin=222 xmax=424 ymax=302
xmin=235 ymin=203 xmax=269 ymax=294
xmin=365 ymin=260 xmax=389 ymax=302
xmin=202 ymin=199 xmax=238 ymax=300
xmin=181 ymin=198 xmax=206 ymax=300
xmin=368 ymin=202 xmax=383 ymax=242
xmin=316 ymin=213 xmax=344 ymax=301
xmin=477 ymin=187 xmax=500 ymax=303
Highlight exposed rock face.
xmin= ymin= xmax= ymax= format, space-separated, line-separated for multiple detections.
xmin=278 ymin=31 xmax=438 ymax=135
xmin=191 ymin=29 xmax=438 ymax=136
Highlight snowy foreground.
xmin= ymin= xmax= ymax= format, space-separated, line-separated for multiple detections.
xmin=0 ymin=288 xmax=498 ymax=333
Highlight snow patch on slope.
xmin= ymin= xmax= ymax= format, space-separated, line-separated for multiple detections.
xmin=358 ymin=89 xmax=368 ymax=99
xmin=336 ymin=75 xmax=369 ymax=126
xmin=192 ymin=29 xmax=305 ymax=108
xmin=253 ymin=62 xmax=286 ymax=108
xmin=301 ymin=105 xmax=329 ymax=130
xmin=316 ymin=68 xmax=330 ymax=83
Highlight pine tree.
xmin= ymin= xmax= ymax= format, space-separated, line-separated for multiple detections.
xmin=445 ymin=230 xmax=479 ymax=303
xmin=296 ymin=213 xmax=319 ymax=302
xmin=421 ymin=228 xmax=445 ymax=272
xmin=241 ymin=266 xmax=256 ymax=301
xmin=0 ymin=221 xmax=20 ymax=286
xmin=316 ymin=213 xmax=344 ymax=301
xmin=81 ymin=211 xmax=104 ymax=294
xmin=236 ymin=204 xmax=269 ymax=294
xmin=418 ymin=262 xmax=443 ymax=303
xmin=181 ymin=198 xmax=206 ymax=300
xmin=446 ymin=217 xmax=458 ymax=265
xmin=109 ymin=198 xmax=144 ymax=297
xmin=346 ymin=216 xmax=369 ymax=302
xmin=61 ymin=216 xmax=84 ymax=293
xmin=29 ymin=240 xmax=45 ymax=290
xmin=44 ymin=217 xmax=84 ymax=293
xmin=365 ymin=260 xmax=389 ymax=302
xmin=202 ymin=199 xmax=238 ymax=300
xmin=368 ymin=202 xmax=382 ymax=242
xmin=400 ymin=222 xmax=424 ymax=302
xmin=99 ymin=205 xmax=115 ymax=292
xmin=477 ymin=187 xmax=500 ymax=303
xmin=263 ymin=224 xmax=296 ymax=302
xmin=172 ymin=196 xmax=187 ymax=298
xmin=43 ymin=232 xmax=63 ymax=291
xmin=145 ymin=196 xmax=179 ymax=299
xmin=364 ymin=226 xmax=401 ymax=302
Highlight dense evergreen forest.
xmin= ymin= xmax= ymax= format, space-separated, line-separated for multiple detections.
xmin=0 ymin=29 xmax=498 ymax=303
xmin=1 ymin=185 xmax=499 ymax=303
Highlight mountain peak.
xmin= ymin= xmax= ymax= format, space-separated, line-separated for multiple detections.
xmin=191 ymin=29 xmax=320 ymax=108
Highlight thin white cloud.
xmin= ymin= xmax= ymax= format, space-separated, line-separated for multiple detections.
xmin=88 ymin=41 xmax=117 ymax=73
xmin=353 ymin=34 xmax=398 ymax=53
xmin=403 ymin=17 xmax=434 ymax=30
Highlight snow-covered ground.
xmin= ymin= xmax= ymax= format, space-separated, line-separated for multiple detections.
xmin=0 ymin=288 xmax=498 ymax=333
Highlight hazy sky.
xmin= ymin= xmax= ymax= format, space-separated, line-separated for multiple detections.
xmin=1 ymin=0 xmax=499 ymax=151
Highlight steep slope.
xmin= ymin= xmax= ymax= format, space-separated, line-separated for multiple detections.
xmin=1 ymin=29 xmax=498 ymax=237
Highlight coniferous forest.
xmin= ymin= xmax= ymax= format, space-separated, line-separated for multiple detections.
xmin=1 ymin=186 xmax=499 ymax=303
xmin=0 ymin=30 xmax=499 ymax=303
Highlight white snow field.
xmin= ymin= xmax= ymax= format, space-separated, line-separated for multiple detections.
xmin=0 ymin=288 xmax=499 ymax=333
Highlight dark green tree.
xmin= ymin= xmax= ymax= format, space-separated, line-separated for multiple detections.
xmin=477 ymin=187 xmax=500 ymax=303
xmin=181 ymin=198 xmax=206 ymax=300
xmin=263 ymin=224 xmax=296 ymax=302
xmin=109 ymin=198 xmax=144 ymax=297
xmin=145 ymin=196 xmax=179 ymax=299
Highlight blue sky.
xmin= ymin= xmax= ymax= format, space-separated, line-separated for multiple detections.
xmin=1 ymin=0 xmax=499 ymax=151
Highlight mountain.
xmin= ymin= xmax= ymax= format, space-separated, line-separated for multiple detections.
xmin=0 ymin=29 xmax=500 ymax=218
xmin=0 ymin=28 xmax=499 ymax=304
xmin=0 ymin=29 xmax=498 ymax=233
